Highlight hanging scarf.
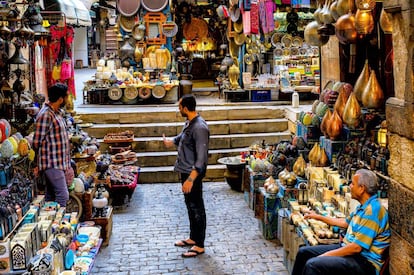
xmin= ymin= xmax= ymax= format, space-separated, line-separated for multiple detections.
xmin=250 ymin=2 xmax=259 ymax=34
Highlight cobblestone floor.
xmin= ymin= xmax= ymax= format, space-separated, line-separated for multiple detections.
xmin=89 ymin=182 xmax=288 ymax=275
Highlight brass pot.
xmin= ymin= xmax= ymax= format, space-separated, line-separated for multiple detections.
xmin=228 ymin=64 xmax=240 ymax=89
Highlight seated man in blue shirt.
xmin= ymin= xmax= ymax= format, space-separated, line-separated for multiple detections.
xmin=292 ymin=169 xmax=390 ymax=275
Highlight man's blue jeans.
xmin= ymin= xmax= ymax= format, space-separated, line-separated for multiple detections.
xmin=291 ymin=243 xmax=376 ymax=275
xmin=181 ymin=173 xmax=206 ymax=248
xmin=44 ymin=168 xmax=69 ymax=207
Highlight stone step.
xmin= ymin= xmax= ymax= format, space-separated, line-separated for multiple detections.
xmin=85 ymin=118 xmax=288 ymax=138
xmin=136 ymin=147 xmax=247 ymax=167
xmin=97 ymin=131 xmax=292 ymax=153
xmin=76 ymin=105 xmax=286 ymax=124
xmin=138 ymin=164 xmax=227 ymax=183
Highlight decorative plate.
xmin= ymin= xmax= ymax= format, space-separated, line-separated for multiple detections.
xmin=271 ymin=32 xmax=282 ymax=47
xmin=124 ymin=86 xmax=138 ymax=100
xmin=183 ymin=18 xmax=208 ymax=40
xmin=312 ymin=47 xmax=320 ymax=56
xmin=152 ymin=85 xmax=166 ymax=99
xmin=244 ymin=53 xmax=253 ymax=65
xmin=162 ymin=22 xmax=178 ymax=37
xmin=290 ymin=47 xmax=299 ymax=56
xmin=274 ymin=42 xmax=283 ymax=49
xmin=273 ymin=48 xmax=283 ymax=57
xmin=281 ymin=34 xmax=292 ymax=48
xmin=141 ymin=0 xmax=168 ymax=12
xmin=119 ymin=15 xmax=136 ymax=33
xmin=108 ymin=86 xmax=123 ymax=101
xmin=299 ymin=47 xmax=307 ymax=55
xmin=132 ymin=23 xmax=146 ymax=40
xmin=292 ymin=36 xmax=303 ymax=47
xmin=117 ymin=0 xmax=140 ymax=17
xmin=138 ymin=87 xmax=152 ymax=99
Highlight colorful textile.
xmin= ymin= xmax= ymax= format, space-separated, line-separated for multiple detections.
xmin=242 ymin=10 xmax=251 ymax=34
xmin=250 ymin=3 xmax=259 ymax=34
xmin=265 ymin=0 xmax=276 ymax=34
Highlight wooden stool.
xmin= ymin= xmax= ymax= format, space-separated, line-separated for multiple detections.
xmin=75 ymin=59 xmax=83 ymax=69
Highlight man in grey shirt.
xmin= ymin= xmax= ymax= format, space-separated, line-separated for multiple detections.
xmin=163 ymin=94 xmax=210 ymax=258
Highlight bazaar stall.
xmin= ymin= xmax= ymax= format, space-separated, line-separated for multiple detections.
xmin=83 ymin=1 xmax=315 ymax=104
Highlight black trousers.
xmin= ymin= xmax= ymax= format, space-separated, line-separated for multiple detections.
xmin=181 ymin=173 xmax=206 ymax=248
xmin=291 ymin=243 xmax=376 ymax=275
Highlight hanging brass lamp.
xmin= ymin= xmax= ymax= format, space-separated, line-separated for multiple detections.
xmin=361 ymin=70 xmax=385 ymax=109
xmin=354 ymin=60 xmax=370 ymax=103
xmin=304 ymin=21 xmax=329 ymax=47
xmin=379 ymin=8 xmax=393 ymax=34
xmin=327 ymin=110 xmax=343 ymax=140
xmin=336 ymin=0 xmax=356 ymax=17
xmin=342 ymin=92 xmax=362 ymax=129
xmin=335 ymin=11 xmax=357 ymax=44
xmin=8 ymin=41 xmax=29 ymax=64
xmin=355 ymin=9 xmax=374 ymax=34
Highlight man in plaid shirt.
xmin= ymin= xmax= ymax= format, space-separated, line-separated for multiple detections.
xmin=33 ymin=83 xmax=73 ymax=207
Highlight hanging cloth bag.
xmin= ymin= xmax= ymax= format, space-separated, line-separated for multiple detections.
xmin=52 ymin=63 xmax=61 ymax=80
xmin=60 ymin=38 xmax=72 ymax=80
xmin=60 ymin=57 xmax=72 ymax=80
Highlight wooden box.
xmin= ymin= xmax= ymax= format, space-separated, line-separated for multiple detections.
xmin=90 ymin=206 xmax=113 ymax=247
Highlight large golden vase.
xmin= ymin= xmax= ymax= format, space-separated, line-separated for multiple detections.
xmin=228 ymin=64 xmax=240 ymax=89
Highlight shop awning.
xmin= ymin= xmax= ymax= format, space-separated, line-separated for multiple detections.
xmin=43 ymin=0 xmax=92 ymax=27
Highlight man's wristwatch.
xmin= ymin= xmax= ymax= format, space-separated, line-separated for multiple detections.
xmin=187 ymin=176 xmax=194 ymax=183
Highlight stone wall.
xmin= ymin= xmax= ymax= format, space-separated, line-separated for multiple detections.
xmin=384 ymin=0 xmax=414 ymax=274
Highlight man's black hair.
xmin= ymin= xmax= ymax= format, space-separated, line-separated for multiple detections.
xmin=48 ymin=83 xmax=68 ymax=103
xmin=180 ymin=94 xmax=196 ymax=111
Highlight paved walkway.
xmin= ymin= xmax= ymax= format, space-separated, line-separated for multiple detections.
xmin=89 ymin=182 xmax=288 ymax=275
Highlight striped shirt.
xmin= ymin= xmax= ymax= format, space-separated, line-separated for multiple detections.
xmin=343 ymin=194 xmax=390 ymax=274
xmin=33 ymin=103 xmax=71 ymax=172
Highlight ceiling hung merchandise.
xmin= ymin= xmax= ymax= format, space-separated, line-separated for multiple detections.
xmin=42 ymin=0 xmax=92 ymax=26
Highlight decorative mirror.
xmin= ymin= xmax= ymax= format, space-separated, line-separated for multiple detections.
xmin=143 ymin=12 xmax=166 ymax=45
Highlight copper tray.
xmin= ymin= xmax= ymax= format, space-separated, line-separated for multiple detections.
xmin=117 ymin=0 xmax=140 ymax=17
xmin=141 ymin=0 xmax=168 ymax=12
